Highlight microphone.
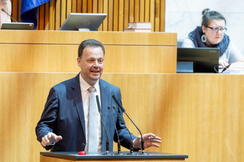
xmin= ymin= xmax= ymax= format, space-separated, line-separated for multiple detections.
xmin=1 ymin=8 xmax=18 ymax=22
xmin=112 ymin=105 xmax=135 ymax=154
xmin=112 ymin=95 xmax=146 ymax=154
xmin=95 ymin=95 xmax=109 ymax=154
xmin=107 ymin=105 xmax=123 ymax=155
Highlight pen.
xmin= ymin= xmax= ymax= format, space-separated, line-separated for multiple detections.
xmin=221 ymin=64 xmax=231 ymax=73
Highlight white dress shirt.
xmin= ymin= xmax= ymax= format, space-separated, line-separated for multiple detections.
xmin=79 ymin=74 xmax=102 ymax=152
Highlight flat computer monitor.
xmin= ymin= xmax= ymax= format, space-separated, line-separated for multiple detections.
xmin=59 ymin=13 xmax=107 ymax=31
xmin=1 ymin=22 xmax=34 ymax=30
xmin=177 ymin=47 xmax=219 ymax=73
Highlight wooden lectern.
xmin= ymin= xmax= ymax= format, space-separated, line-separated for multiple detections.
xmin=40 ymin=152 xmax=188 ymax=162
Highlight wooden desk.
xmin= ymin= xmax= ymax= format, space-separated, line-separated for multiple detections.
xmin=0 ymin=30 xmax=177 ymax=73
xmin=1 ymin=72 xmax=243 ymax=162
xmin=40 ymin=152 xmax=188 ymax=162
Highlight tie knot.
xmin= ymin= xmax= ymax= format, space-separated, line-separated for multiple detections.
xmin=88 ymin=86 xmax=96 ymax=93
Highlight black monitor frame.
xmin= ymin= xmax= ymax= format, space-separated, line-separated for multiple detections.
xmin=177 ymin=47 xmax=219 ymax=73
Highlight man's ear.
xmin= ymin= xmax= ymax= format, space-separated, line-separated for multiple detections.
xmin=77 ymin=57 xmax=81 ymax=67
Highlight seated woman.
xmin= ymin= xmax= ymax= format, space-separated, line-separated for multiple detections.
xmin=182 ymin=8 xmax=244 ymax=68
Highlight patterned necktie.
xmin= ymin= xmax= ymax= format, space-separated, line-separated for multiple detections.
xmin=87 ymin=86 xmax=98 ymax=152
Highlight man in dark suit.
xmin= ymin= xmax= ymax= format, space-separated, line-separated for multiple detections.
xmin=35 ymin=39 xmax=161 ymax=152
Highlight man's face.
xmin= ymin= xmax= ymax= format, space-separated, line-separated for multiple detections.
xmin=77 ymin=46 xmax=104 ymax=86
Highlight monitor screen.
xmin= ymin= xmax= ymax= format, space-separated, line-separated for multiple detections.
xmin=177 ymin=47 xmax=219 ymax=73
xmin=59 ymin=13 xmax=107 ymax=31
xmin=1 ymin=22 xmax=34 ymax=30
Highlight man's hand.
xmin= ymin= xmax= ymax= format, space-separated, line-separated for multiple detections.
xmin=41 ymin=132 xmax=63 ymax=147
xmin=133 ymin=133 xmax=161 ymax=149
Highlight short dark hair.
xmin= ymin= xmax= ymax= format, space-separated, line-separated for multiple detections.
xmin=201 ymin=8 xmax=226 ymax=27
xmin=78 ymin=39 xmax=105 ymax=58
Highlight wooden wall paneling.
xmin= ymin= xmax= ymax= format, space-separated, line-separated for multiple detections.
xmin=118 ymin=0 xmax=124 ymax=31
xmin=140 ymin=0 xmax=145 ymax=22
xmin=0 ymin=73 xmax=10 ymax=162
xmin=145 ymin=0 xmax=150 ymax=22
xmin=88 ymin=0 xmax=93 ymax=13
xmin=150 ymin=0 xmax=155 ymax=31
xmin=155 ymin=0 xmax=160 ymax=32
xmin=1 ymin=73 xmax=244 ymax=162
xmin=104 ymin=46 xmax=176 ymax=73
xmin=97 ymin=0 xmax=103 ymax=31
xmin=134 ymin=0 xmax=140 ymax=22
xmin=55 ymin=0 xmax=61 ymax=30
xmin=49 ymin=0 xmax=56 ymax=30
xmin=45 ymin=2 xmax=50 ymax=30
xmin=92 ymin=0 xmax=98 ymax=13
xmin=76 ymin=0 xmax=81 ymax=13
xmin=81 ymin=0 xmax=87 ymax=13
xmin=129 ymin=0 xmax=134 ymax=22
xmin=11 ymin=0 xmax=18 ymax=21
xmin=61 ymin=0 xmax=67 ymax=25
xmin=113 ymin=0 xmax=119 ymax=31
xmin=108 ymin=0 xmax=113 ymax=31
xmin=17 ymin=0 xmax=21 ymax=21
xmin=133 ymin=0 xmax=140 ymax=22
xmin=0 ymin=44 xmax=176 ymax=73
xmin=71 ymin=0 xmax=76 ymax=13
xmin=102 ymin=0 xmax=108 ymax=31
xmin=39 ymin=4 xmax=45 ymax=30
xmin=160 ymin=0 xmax=165 ymax=31
xmin=66 ymin=0 xmax=72 ymax=17
xmin=10 ymin=0 xmax=166 ymax=31
xmin=0 ymin=30 xmax=176 ymax=45
xmin=123 ymin=0 xmax=129 ymax=29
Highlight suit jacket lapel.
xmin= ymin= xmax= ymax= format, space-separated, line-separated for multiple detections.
xmin=99 ymin=79 xmax=110 ymax=124
xmin=71 ymin=74 xmax=86 ymax=139
xmin=99 ymin=79 xmax=112 ymax=150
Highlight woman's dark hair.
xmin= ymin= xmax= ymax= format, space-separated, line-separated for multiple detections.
xmin=78 ymin=39 xmax=105 ymax=58
xmin=201 ymin=8 xmax=226 ymax=27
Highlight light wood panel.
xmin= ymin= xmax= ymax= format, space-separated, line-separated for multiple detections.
xmin=0 ymin=44 xmax=176 ymax=73
xmin=10 ymin=0 xmax=165 ymax=31
xmin=0 ymin=30 xmax=177 ymax=73
xmin=1 ymin=73 xmax=244 ymax=162
xmin=0 ymin=30 xmax=176 ymax=45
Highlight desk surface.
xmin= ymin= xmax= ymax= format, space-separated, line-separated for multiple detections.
xmin=40 ymin=151 xmax=188 ymax=160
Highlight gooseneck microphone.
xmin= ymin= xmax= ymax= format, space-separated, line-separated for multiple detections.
xmin=1 ymin=8 xmax=18 ymax=22
xmin=112 ymin=105 xmax=135 ymax=154
xmin=95 ymin=95 xmax=109 ymax=154
xmin=112 ymin=95 xmax=146 ymax=154
xmin=107 ymin=105 xmax=123 ymax=155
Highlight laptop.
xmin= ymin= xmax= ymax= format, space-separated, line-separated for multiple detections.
xmin=59 ymin=13 xmax=107 ymax=31
xmin=1 ymin=22 xmax=34 ymax=30
xmin=177 ymin=47 xmax=219 ymax=73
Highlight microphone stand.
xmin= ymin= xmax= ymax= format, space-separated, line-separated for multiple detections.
xmin=112 ymin=95 xmax=147 ymax=155
xmin=107 ymin=106 xmax=123 ymax=155
xmin=1 ymin=8 xmax=18 ymax=22
xmin=112 ymin=105 xmax=136 ymax=155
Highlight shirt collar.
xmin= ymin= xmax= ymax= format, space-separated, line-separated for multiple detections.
xmin=79 ymin=74 xmax=100 ymax=92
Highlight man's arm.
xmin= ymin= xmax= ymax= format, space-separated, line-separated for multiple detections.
xmin=35 ymin=87 xmax=60 ymax=150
